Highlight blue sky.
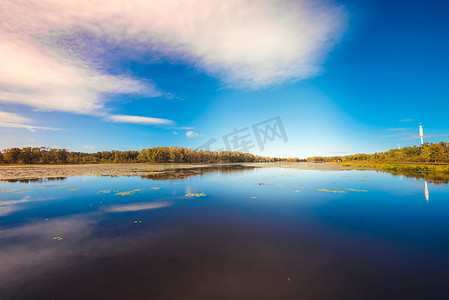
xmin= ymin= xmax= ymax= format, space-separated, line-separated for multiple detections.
xmin=0 ymin=0 xmax=448 ymax=158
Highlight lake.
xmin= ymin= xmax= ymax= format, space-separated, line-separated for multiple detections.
xmin=1 ymin=165 xmax=448 ymax=299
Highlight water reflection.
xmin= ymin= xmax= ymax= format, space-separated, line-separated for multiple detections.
xmin=1 ymin=167 xmax=449 ymax=299
xmin=1 ymin=177 xmax=68 ymax=183
xmin=374 ymin=169 xmax=449 ymax=185
xmin=105 ymin=202 xmax=172 ymax=212
xmin=140 ymin=164 xmax=255 ymax=181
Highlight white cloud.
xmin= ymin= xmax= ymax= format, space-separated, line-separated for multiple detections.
xmin=84 ymin=145 xmax=95 ymax=149
xmin=0 ymin=0 xmax=347 ymax=119
xmin=106 ymin=114 xmax=174 ymax=125
xmin=186 ymin=131 xmax=199 ymax=138
xmin=0 ymin=1 xmax=164 ymax=115
xmin=0 ymin=110 xmax=60 ymax=132
xmin=0 ymin=37 xmax=159 ymax=115
xmin=0 ymin=122 xmax=59 ymax=132
xmin=0 ymin=111 xmax=32 ymax=124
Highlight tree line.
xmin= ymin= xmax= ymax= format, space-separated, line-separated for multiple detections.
xmin=307 ymin=142 xmax=449 ymax=163
xmin=0 ymin=147 xmax=302 ymax=164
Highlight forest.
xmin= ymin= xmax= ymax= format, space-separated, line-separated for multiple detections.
xmin=307 ymin=142 xmax=449 ymax=164
xmin=0 ymin=147 xmax=301 ymax=164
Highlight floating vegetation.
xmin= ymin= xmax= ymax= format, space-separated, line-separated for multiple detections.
xmin=185 ymin=193 xmax=206 ymax=197
xmin=134 ymin=220 xmax=143 ymax=223
xmin=346 ymin=188 xmax=368 ymax=192
xmin=53 ymin=236 xmax=62 ymax=240
xmin=0 ymin=189 xmax=22 ymax=193
xmin=59 ymin=186 xmax=71 ymax=188
xmin=251 ymin=196 xmax=256 ymax=199
xmin=115 ymin=191 xmax=134 ymax=196
xmin=294 ymin=190 xmax=301 ymax=193
xmin=209 ymin=179 xmax=220 ymax=182
xmin=115 ymin=189 xmax=145 ymax=196
xmin=272 ymin=184 xmax=285 ymax=187
xmin=314 ymin=188 xmax=347 ymax=194
xmin=97 ymin=190 xmax=111 ymax=194
xmin=150 ymin=187 xmax=160 ymax=190
xmin=68 ymin=188 xmax=80 ymax=191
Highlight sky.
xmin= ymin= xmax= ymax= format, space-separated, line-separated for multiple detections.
xmin=0 ymin=0 xmax=448 ymax=158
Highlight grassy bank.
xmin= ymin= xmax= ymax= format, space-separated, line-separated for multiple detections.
xmin=338 ymin=162 xmax=449 ymax=174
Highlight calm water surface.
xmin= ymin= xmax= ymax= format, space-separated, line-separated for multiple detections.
xmin=1 ymin=166 xmax=449 ymax=299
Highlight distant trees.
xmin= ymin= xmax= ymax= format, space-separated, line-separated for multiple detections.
xmin=3 ymin=147 xmax=21 ymax=163
xmin=307 ymin=142 xmax=449 ymax=163
xmin=0 ymin=146 xmax=301 ymax=164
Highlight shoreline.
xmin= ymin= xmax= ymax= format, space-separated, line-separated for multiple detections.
xmin=337 ymin=162 xmax=449 ymax=174
xmin=0 ymin=162 xmax=355 ymax=181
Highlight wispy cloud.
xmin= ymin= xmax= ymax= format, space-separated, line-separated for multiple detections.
xmin=376 ymin=133 xmax=409 ymax=138
xmin=0 ymin=32 xmax=159 ymax=115
xmin=106 ymin=115 xmax=174 ymax=125
xmin=0 ymin=111 xmax=60 ymax=132
xmin=400 ymin=134 xmax=449 ymax=140
xmin=0 ymin=1 xmax=166 ymax=116
xmin=0 ymin=111 xmax=32 ymax=124
xmin=399 ymin=119 xmax=414 ymax=122
xmin=84 ymin=145 xmax=95 ymax=149
xmin=186 ymin=131 xmax=200 ymax=138
xmin=387 ymin=128 xmax=408 ymax=131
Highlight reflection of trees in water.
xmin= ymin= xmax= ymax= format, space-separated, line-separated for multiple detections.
xmin=140 ymin=165 xmax=256 ymax=181
xmin=0 ymin=165 xmax=255 ymax=183
xmin=376 ymin=170 xmax=449 ymax=185
xmin=1 ymin=177 xmax=68 ymax=183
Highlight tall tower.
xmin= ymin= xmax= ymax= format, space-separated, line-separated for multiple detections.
xmin=419 ymin=123 xmax=424 ymax=145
